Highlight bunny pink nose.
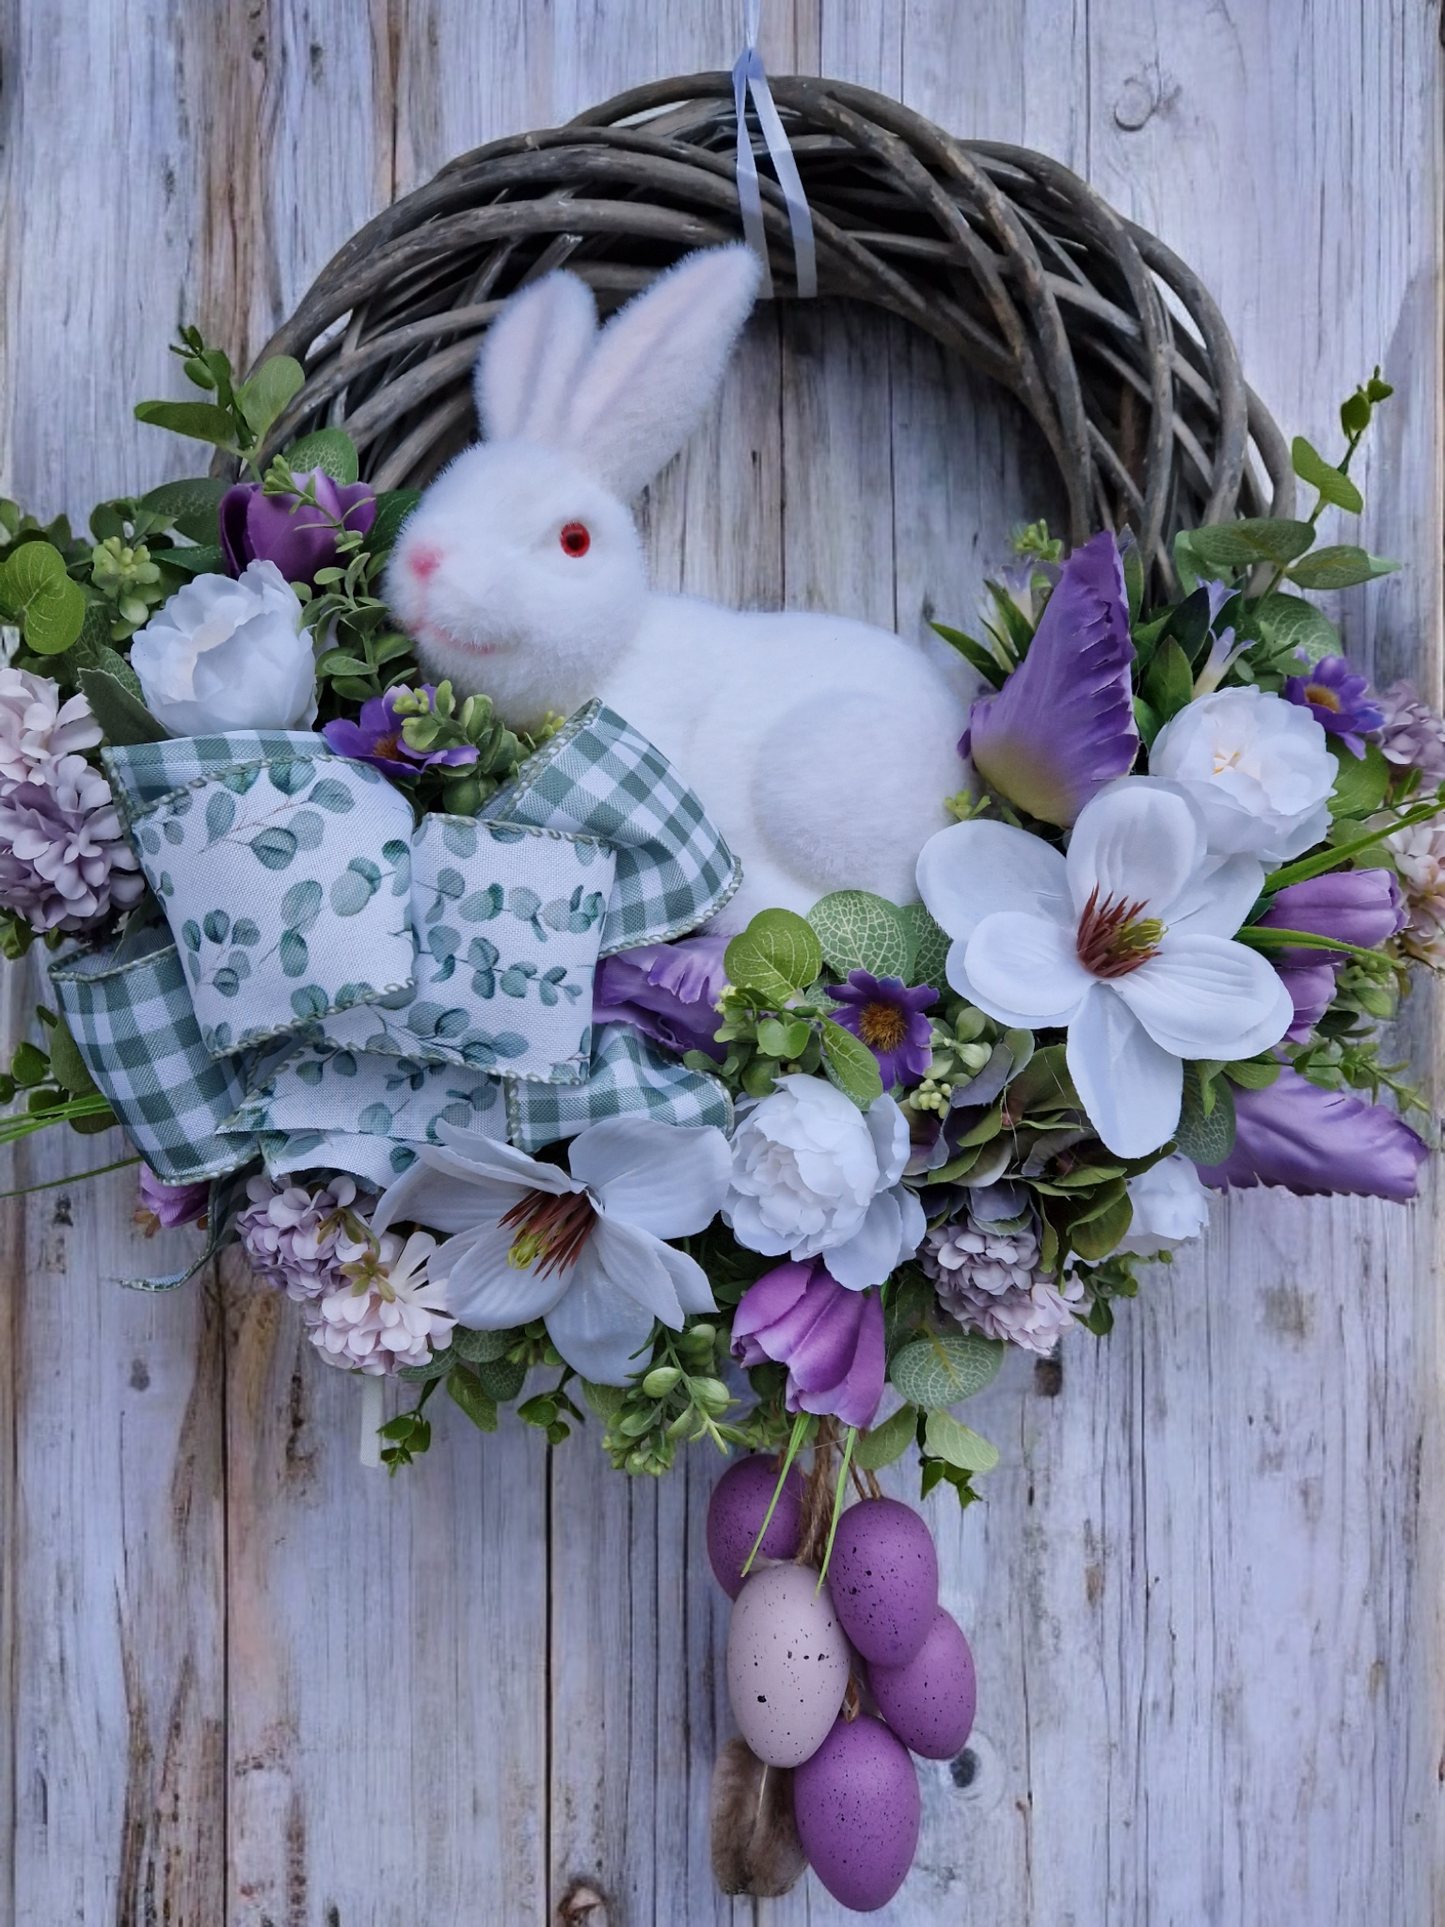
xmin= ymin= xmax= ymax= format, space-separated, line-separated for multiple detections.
xmin=406 ymin=544 xmax=443 ymax=579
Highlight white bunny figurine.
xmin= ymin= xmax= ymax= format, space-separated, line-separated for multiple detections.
xmin=387 ymin=245 xmax=971 ymax=930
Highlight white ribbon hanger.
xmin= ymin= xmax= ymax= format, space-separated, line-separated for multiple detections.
xmin=732 ymin=0 xmax=817 ymax=299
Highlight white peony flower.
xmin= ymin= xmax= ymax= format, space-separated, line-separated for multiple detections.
xmin=1115 ymin=1153 xmax=1212 ymax=1256
xmin=1148 ymin=684 xmax=1335 ymax=867
xmin=372 ymin=1116 xmax=731 ymax=1384
xmin=306 ymin=1230 xmax=455 ymax=1375
xmin=129 ymin=560 xmax=316 ymax=735
xmin=722 ymin=1077 xmax=926 ymax=1290
xmin=917 ymin=779 xmax=1294 ymax=1159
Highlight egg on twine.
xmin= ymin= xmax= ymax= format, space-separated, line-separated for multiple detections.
xmin=869 ymin=1604 xmax=977 ymax=1760
xmin=726 ymin=1562 xmax=852 ymax=1768
xmin=707 ymin=1453 xmax=805 ymax=1599
xmin=793 ymin=1713 xmax=922 ymax=1913
xmin=827 ymin=1496 xmax=940 ymax=1667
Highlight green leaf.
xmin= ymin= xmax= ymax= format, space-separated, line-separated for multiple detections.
xmin=1142 ymin=634 xmax=1195 ymax=723
xmin=472 ymin=1352 xmax=527 ymax=1403
xmin=447 ymin=1363 xmax=499 ymax=1432
xmin=1067 ymin=1190 xmax=1132 ymax=1261
xmin=367 ymin=489 xmax=422 ymax=555
xmin=234 ymin=355 xmax=305 ymax=443
xmin=159 ymin=544 xmax=226 ymax=577
xmin=138 ymin=477 xmax=228 ymax=545
xmin=1290 ymin=436 xmax=1364 ymax=514
xmin=0 ymin=542 xmax=86 ymax=654
xmin=134 ymin=399 xmax=239 ymax=449
xmin=283 ymin=428 xmax=359 ymax=484
xmin=897 ymin=901 xmax=951 ymax=989
xmin=807 ymin=889 xmax=915 ymax=982
xmin=1174 ymin=1065 xmax=1236 ymax=1164
xmin=450 ymin=1325 xmax=520 ymax=1364
xmin=854 ymin=1403 xmax=918 ymax=1471
xmin=818 ymin=1017 xmax=884 ymax=1107
xmin=582 ymin=1379 xmax=627 ymax=1420
xmin=724 ymin=909 xmax=822 ymax=1001
xmin=77 ymin=668 xmax=170 ymax=744
xmin=1286 ymin=546 xmax=1400 ymax=591
xmin=46 ymin=1014 xmax=97 ymax=1097
xmin=929 ymin=621 xmax=1007 ymax=689
xmin=1224 ymin=1055 xmax=1282 ymax=1090
xmin=1251 ymin=592 xmax=1341 ymax=666
xmin=1187 ymin=517 xmax=1316 ymax=570
xmin=756 ymin=1017 xmax=812 ymax=1060
xmin=890 ymin=1333 xmax=1005 ymax=1409
xmin=923 ymin=1409 xmax=1000 ymax=1474
xmin=1328 ymin=740 xmax=1390 ymax=819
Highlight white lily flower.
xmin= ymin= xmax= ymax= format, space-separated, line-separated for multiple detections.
xmin=916 ymin=779 xmax=1295 ymax=1157
xmin=372 ymin=1117 xmax=731 ymax=1384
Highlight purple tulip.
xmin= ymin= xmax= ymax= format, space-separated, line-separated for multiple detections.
xmin=1283 ymin=655 xmax=1385 ymax=758
xmin=1194 ymin=1063 xmax=1427 ymax=1202
xmin=592 ymin=934 xmax=730 ymax=1061
xmin=135 ymin=1164 xmax=209 ymax=1231
xmin=321 ymin=685 xmax=479 ymax=779
xmin=1257 ymin=868 xmax=1405 ymax=1039
xmin=965 ymin=529 xmax=1137 ymax=826
xmin=731 ymin=1258 xmax=886 ymax=1429
xmin=220 ymin=468 xmax=377 ymax=587
xmin=826 ymin=970 xmax=936 ymax=1088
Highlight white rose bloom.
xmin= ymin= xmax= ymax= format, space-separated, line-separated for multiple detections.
xmin=1115 ymin=1154 xmax=1212 ymax=1256
xmin=129 ymin=560 xmax=316 ymax=736
xmin=723 ymin=1077 xmax=926 ymax=1290
xmin=1148 ymin=684 xmax=1335 ymax=868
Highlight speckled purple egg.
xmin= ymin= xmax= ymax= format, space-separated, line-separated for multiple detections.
xmin=727 ymin=1564 xmax=852 ymax=1767
xmin=869 ymin=1606 xmax=976 ymax=1759
xmin=794 ymin=1714 xmax=921 ymax=1913
xmin=827 ymin=1498 xmax=938 ymax=1666
xmin=707 ymin=1455 xmax=805 ymax=1599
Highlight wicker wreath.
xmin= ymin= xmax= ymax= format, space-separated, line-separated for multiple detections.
xmin=251 ymin=73 xmax=1292 ymax=588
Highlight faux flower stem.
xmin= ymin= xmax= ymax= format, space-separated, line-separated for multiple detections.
xmin=0 ymin=1152 xmax=139 ymax=1200
xmin=815 ymin=1426 xmax=858 ymax=1592
xmin=740 ymin=1410 xmax=813 ymax=1582
xmin=0 ymin=1091 xmax=116 ymax=1142
xmin=1263 ymin=795 xmax=1445 ymax=893
xmin=1234 ymin=926 xmax=1398 ymax=970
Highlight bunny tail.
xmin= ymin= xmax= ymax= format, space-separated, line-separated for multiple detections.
xmin=475 ymin=269 xmax=599 ymax=446
xmin=563 ymin=244 xmax=763 ymax=500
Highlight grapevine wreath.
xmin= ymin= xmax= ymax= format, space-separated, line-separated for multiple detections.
xmin=1 ymin=76 xmax=1437 ymax=1913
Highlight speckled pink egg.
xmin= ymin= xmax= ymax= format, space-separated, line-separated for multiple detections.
xmin=870 ymin=1606 xmax=976 ymax=1759
xmin=828 ymin=1498 xmax=938 ymax=1666
xmin=727 ymin=1564 xmax=851 ymax=1767
xmin=794 ymin=1714 xmax=921 ymax=1912
xmin=707 ymin=1455 xmax=805 ymax=1599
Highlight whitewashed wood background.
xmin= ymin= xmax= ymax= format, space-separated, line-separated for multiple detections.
xmin=0 ymin=4 xmax=1441 ymax=1923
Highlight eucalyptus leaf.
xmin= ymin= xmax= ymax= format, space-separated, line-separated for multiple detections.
xmin=138 ymin=477 xmax=228 ymax=545
xmin=819 ymin=1017 xmax=884 ymax=1107
xmin=898 ymin=900 xmax=951 ymax=988
xmin=807 ymin=889 xmax=914 ymax=981
xmin=923 ymin=1409 xmax=1000 ymax=1474
xmin=1290 ymin=435 xmax=1364 ymax=514
xmin=1187 ymin=517 xmax=1316 ymax=570
xmin=234 ymin=355 xmax=306 ymax=443
xmin=854 ymin=1403 xmax=918 ymax=1471
xmin=447 ymin=1363 xmax=499 ymax=1432
xmin=1287 ymin=545 xmax=1399 ymax=591
xmin=0 ymin=542 xmax=86 ymax=654
xmin=890 ymin=1333 xmax=1005 ymax=1409
xmin=133 ymin=399 xmax=239 ymax=449
xmin=283 ymin=427 xmax=360 ymax=484
xmin=451 ymin=1324 xmax=523 ymax=1364
xmin=1174 ymin=1066 xmax=1236 ymax=1164
xmin=724 ymin=909 xmax=822 ymax=1000
xmin=1251 ymin=591 xmax=1341 ymax=666
xmin=1328 ymin=740 xmax=1390 ymax=818
xmin=583 ymin=1379 xmax=628 ymax=1419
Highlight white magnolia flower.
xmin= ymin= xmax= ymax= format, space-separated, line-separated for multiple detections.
xmin=373 ymin=1117 xmax=731 ymax=1384
xmin=1115 ymin=1153 xmax=1212 ymax=1256
xmin=917 ymin=780 xmax=1294 ymax=1158
xmin=722 ymin=1077 xmax=926 ymax=1290
xmin=130 ymin=560 xmax=316 ymax=735
xmin=306 ymin=1229 xmax=455 ymax=1375
xmin=1148 ymin=684 xmax=1335 ymax=867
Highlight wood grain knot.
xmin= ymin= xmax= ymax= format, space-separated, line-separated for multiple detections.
xmin=558 ymin=1882 xmax=608 ymax=1925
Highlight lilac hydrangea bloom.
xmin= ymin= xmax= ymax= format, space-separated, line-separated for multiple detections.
xmin=965 ymin=529 xmax=1137 ymax=826
xmin=1374 ymin=680 xmax=1445 ymax=783
xmin=1257 ymin=869 xmax=1405 ymax=1040
xmin=321 ymin=685 xmax=479 ymax=778
xmin=826 ymin=970 xmax=936 ymax=1088
xmin=220 ymin=468 xmax=377 ymax=587
xmin=1283 ymin=655 xmax=1384 ymax=757
xmin=592 ymin=934 xmax=730 ymax=1060
xmin=730 ymin=1257 xmax=885 ymax=1429
xmin=1194 ymin=1063 xmax=1427 ymax=1202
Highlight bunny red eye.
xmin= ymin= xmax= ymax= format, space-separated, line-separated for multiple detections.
xmin=560 ymin=522 xmax=591 ymax=558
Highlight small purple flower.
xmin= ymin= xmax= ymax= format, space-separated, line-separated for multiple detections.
xmin=1194 ymin=1063 xmax=1427 ymax=1202
xmin=1283 ymin=655 xmax=1385 ymax=758
xmin=826 ymin=970 xmax=936 ymax=1088
xmin=592 ymin=935 xmax=730 ymax=1060
xmin=135 ymin=1165 xmax=209 ymax=1233
xmin=321 ymin=685 xmax=479 ymax=779
xmin=220 ymin=468 xmax=377 ymax=587
xmin=965 ymin=529 xmax=1137 ymax=826
xmin=731 ymin=1258 xmax=886 ymax=1430
xmin=1256 ymin=869 xmax=1405 ymax=1040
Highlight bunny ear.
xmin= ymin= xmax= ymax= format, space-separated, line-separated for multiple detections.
xmin=563 ymin=245 xmax=763 ymax=499
xmin=475 ymin=269 xmax=599 ymax=445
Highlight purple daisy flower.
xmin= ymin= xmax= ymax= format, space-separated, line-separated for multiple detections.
xmin=321 ymin=685 xmax=479 ymax=778
xmin=1283 ymin=655 xmax=1385 ymax=758
xmin=827 ymin=970 xmax=936 ymax=1088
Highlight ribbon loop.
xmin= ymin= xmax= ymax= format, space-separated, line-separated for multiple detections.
xmin=731 ymin=21 xmax=817 ymax=299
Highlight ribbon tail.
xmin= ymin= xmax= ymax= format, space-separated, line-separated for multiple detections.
xmin=359 ymin=1374 xmax=385 ymax=1468
xmin=745 ymin=55 xmax=817 ymax=297
xmin=732 ymin=47 xmax=775 ymax=298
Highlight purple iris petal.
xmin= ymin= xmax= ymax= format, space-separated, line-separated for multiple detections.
xmin=220 ymin=468 xmax=377 ymax=587
xmin=730 ymin=1259 xmax=886 ymax=1430
xmin=1255 ymin=869 xmax=1405 ymax=1038
xmin=1195 ymin=1063 xmax=1427 ymax=1202
xmin=137 ymin=1164 xmax=209 ymax=1229
xmin=592 ymin=934 xmax=730 ymax=1061
xmin=1283 ymin=655 xmax=1385 ymax=758
xmin=321 ymin=685 xmax=479 ymax=778
xmin=827 ymin=970 xmax=937 ymax=1088
xmin=965 ymin=528 xmax=1137 ymax=826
